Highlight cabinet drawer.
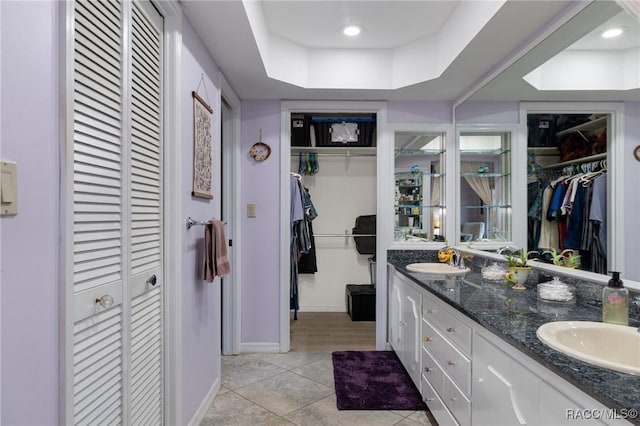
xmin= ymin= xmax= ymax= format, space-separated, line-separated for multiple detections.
xmin=423 ymin=320 xmax=472 ymax=396
xmin=423 ymin=297 xmax=472 ymax=355
xmin=422 ymin=374 xmax=459 ymax=426
xmin=443 ymin=374 xmax=471 ymax=426
xmin=421 ymin=346 xmax=444 ymax=394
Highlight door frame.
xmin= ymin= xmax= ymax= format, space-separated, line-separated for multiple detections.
xmin=278 ymin=100 xmax=391 ymax=353
xmin=59 ymin=1 xmax=183 ymax=424
xmin=220 ymin=75 xmax=242 ymax=355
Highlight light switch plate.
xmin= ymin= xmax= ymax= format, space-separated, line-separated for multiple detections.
xmin=247 ymin=203 xmax=256 ymax=218
xmin=1 ymin=160 xmax=17 ymax=216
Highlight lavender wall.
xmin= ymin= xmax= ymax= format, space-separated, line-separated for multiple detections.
xmin=240 ymin=100 xmax=282 ymax=346
xmin=388 ymin=101 xmax=452 ymax=123
xmin=624 ymin=102 xmax=640 ymax=281
xmin=455 ymin=101 xmax=520 ymax=124
xmin=0 ymin=1 xmax=60 ymax=424
xmin=180 ymin=16 xmax=223 ymax=424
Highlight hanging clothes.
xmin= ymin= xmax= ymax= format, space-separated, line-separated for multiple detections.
xmin=289 ymin=174 xmax=319 ymax=319
xmin=298 ymin=186 xmax=318 ymax=274
xmin=531 ymin=165 xmax=607 ymax=273
xmin=290 ymin=175 xmax=304 ymax=320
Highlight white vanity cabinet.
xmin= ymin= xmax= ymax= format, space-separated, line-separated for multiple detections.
xmin=473 ymin=326 xmax=631 ymax=426
xmin=388 ymin=269 xmax=422 ymax=387
xmin=421 ymin=286 xmax=473 ymax=426
xmin=388 ymin=266 xmax=634 ymax=426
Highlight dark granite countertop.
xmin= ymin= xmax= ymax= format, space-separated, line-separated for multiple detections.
xmin=388 ymin=250 xmax=640 ymax=425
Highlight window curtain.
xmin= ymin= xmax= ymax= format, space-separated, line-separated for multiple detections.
xmin=461 ymin=161 xmax=492 ymax=205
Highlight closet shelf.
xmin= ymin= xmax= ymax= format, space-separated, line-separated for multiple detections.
xmin=291 ymin=146 xmax=376 ymax=156
xmin=542 ymin=153 xmax=606 ymax=169
xmin=461 ymin=204 xmax=511 ymax=209
xmin=461 ymin=172 xmax=510 ymax=178
xmin=556 ymin=115 xmax=606 ymax=137
xmin=460 ymin=148 xmax=511 ymax=155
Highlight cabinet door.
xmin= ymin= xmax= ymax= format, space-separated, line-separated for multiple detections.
xmin=400 ymin=283 xmax=422 ymax=388
xmin=389 ymin=276 xmax=403 ymax=352
xmin=473 ymin=333 xmax=539 ymax=426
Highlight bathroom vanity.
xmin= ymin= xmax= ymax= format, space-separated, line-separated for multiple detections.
xmin=387 ymin=250 xmax=639 ymax=426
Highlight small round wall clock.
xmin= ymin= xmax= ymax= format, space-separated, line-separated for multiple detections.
xmin=250 ymin=141 xmax=271 ymax=162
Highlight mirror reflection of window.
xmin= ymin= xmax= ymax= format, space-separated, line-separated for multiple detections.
xmin=459 ymin=132 xmax=512 ymax=243
xmin=394 ymin=132 xmax=446 ymax=242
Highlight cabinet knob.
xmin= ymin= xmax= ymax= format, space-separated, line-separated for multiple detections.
xmin=147 ymin=274 xmax=157 ymax=286
xmin=425 ymin=398 xmax=435 ymax=402
xmin=447 ymin=360 xmax=456 ymax=366
xmin=399 ymin=321 xmax=406 ymax=327
xmin=423 ymin=336 xmax=431 ymax=343
xmin=424 ymin=367 xmax=431 ymax=373
xmin=450 ymin=397 xmax=457 ymax=402
xmin=446 ymin=327 xmax=456 ymax=333
xmin=425 ymin=309 xmax=433 ymax=314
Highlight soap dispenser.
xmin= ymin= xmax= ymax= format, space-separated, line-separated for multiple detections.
xmin=602 ymin=271 xmax=629 ymax=326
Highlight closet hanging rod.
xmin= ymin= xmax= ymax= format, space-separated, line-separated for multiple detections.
xmin=186 ymin=216 xmax=226 ymax=230
xmin=314 ymin=234 xmax=376 ymax=238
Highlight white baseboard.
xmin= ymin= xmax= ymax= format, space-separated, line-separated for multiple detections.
xmin=188 ymin=376 xmax=220 ymax=426
xmin=240 ymin=342 xmax=281 ymax=353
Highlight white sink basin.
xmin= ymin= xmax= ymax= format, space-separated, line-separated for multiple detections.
xmin=537 ymin=321 xmax=640 ymax=375
xmin=405 ymin=262 xmax=470 ymax=275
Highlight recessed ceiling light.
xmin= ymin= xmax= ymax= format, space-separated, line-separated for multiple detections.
xmin=601 ymin=27 xmax=625 ymax=39
xmin=343 ymin=25 xmax=362 ymax=37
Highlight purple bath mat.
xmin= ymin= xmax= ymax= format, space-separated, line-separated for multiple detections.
xmin=332 ymin=350 xmax=427 ymax=411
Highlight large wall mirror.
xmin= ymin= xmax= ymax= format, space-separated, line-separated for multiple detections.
xmin=454 ymin=0 xmax=640 ymax=284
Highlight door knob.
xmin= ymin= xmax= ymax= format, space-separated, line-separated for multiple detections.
xmin=147 ymin=275 xmax=157 ymax=286
xmin=95 ymin=295 xmax=114 ymax=309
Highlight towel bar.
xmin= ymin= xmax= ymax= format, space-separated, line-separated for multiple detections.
xmin=186 ymin=216 xmax=226 ymax=229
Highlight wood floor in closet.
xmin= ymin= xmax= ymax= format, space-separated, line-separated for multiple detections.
xmin=290 ymin=312 xmax=376 ymax=352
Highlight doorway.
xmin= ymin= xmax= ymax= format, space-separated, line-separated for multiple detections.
xmin=280 ymin=101 xmax=389 ymax=353
xmin=220 ymin=83 xmax=241 ymax=355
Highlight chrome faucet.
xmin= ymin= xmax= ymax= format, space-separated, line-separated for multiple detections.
xmin=443 ymin=246 xmax=465 ymax=269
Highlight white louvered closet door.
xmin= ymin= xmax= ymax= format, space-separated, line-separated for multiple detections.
xmin=70 ymin=1 xmax=164 ymax=425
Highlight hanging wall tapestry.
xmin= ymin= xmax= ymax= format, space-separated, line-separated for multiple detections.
xmin=192 ymin=90 xmax=213 ymax=199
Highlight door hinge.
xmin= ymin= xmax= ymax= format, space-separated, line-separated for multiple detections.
xmin=228 ymin=239 xmax=232 ymax=247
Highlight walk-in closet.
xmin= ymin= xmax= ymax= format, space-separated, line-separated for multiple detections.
xmin=527 ymin=113 xmax=609 ymax=273
xmin=289 ymin=112 xmax=377 ymax=351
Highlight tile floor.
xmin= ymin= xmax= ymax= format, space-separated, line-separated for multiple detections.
xmin=200 ymin=351 xmax=435 ymax=426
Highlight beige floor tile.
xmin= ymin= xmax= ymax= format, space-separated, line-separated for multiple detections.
xmin=257 ymin=351 xmax=329 ymax=370
xmin=233 ymin=371 xmax=334 ymax=416
xmin=284 ymin=394 xmax=407 ymax=426
xmin=221 ymin=356 xmax=287 ymax=390
xmin=263 ymin=417 xmax=297 ymax=426
xmin=200 ymin=391 xmax=278 ymax=426
xmin=290 ymin=357 xmax=336 ymax=388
